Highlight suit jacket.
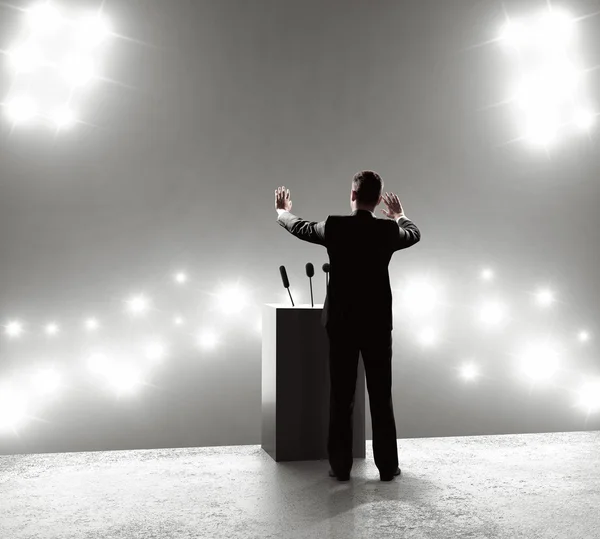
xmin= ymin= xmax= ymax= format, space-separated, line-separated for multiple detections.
xmin=276 ymin=208 xmax=421 ymax=331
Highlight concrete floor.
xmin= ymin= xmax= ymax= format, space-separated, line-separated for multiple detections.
xmin=1 ymin=431 xmax=599 ymax=539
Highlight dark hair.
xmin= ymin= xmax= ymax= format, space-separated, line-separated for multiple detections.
xmin=352 ymin=170 xmax=383 ymax=206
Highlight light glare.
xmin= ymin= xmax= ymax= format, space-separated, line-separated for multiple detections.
xmin=45 ymin=323 xmax=59 ymax=335
xmin=5 ymin=321 xmax=24 ymax=338
xmin=76 ymin=14 xmax=111 ymax=47
xmin=519 ymin=340 xmax=560 ymax=382
xmin=577 ymin=379 xmax=600 ymax=413
xmin=127 ymin=295 xmax=149 ymax=315
xmin=52 ymin=108 xmax=76 ymax=129
xmin=5 ymin=97 xmax=38 ymax=124
xmin=460 ymin=363 xmax=480 ymax=381
xmin=62 ymin=55 xmax=95 ymax=86
xmin=144 ymin=341 xmax=166 ymax=362
xmin=481 ymin=268 xmax=494 ymax=281
xmin=216 ymin=284 xmax=248 ymax=314
xmin=402 ymin=279 xmax=439 ymax=317
xmin=85 ymin=318 xmax=99 ymax=331
xmin=31 ymin=368 xmax=61 ymax=395
xmin=524 ymin=111 xmax=559 ymax=147
xmin=198 ymin=329 xmax=218 ymax=349
xmin=417 ymin=327 xmax=438 ymax=347
xmin=499 ymin=21 xmax=527 ymax=49
xmin=536 ymin=288 xmax=555 ymax=307
xmin=578 ymin=330 xmax=590 ymax=343
xmin=8 ymin=44 xmax=43 ymax=73
xmin=478 ymin=300 xmax=508 ymax=327
xmin=27 ymin=3 xmax=62 ymax=34
xmin=533 ymin=10 xmax=575 ymax=49
xmin=0 ymin=388 xmax=28 ymax=430
xmin=107 ymin=365 xmax=143 ymax=395
xmin=574 ymin=109 xmax=595 ymax=131
xmin=501 ymin=9 xmax=592 ymax=146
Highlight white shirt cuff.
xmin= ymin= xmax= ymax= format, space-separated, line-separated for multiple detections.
xmin=277 ymin=209 xmax=289 ymax=216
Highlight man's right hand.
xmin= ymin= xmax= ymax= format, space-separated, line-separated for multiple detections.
xmin=381 ymin=192 xmax=405 ymax=220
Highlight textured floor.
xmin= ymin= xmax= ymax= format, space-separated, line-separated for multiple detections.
xmin=1 ymin=431 xmax=599 ymax=539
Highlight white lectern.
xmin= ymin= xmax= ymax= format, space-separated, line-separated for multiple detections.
xmin=261 ymin=303 xmax=366 ymax=462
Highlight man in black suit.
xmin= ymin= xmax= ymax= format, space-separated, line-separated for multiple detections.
xmin=275 ymin=170 xmax=421 ymax=482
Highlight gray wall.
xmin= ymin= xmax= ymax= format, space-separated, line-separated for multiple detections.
xmin=1 ymin=0 xmax=599 ymax=454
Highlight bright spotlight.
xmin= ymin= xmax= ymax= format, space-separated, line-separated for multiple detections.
xmin=481 ymin=268 xmax=494 ymax=281
xmin=62 ymin=55 xmax=95 ymax=86
xmin=8 ymin=44 xmax=43 ymax=73
xmin=76 ymin=14 xmax=111 ymax=48
xmin=577 ymin=379 xmax=600 ymax=413
xmin=517 ymin=61 xmax=580 ymax=107
xmin=174 ymin=272 xmax=188 ymax=284
xmin=501 ymin=8 xmax=590 ymax=147
xmin=417 ymin=327 xmax=438 ymax=347
xmin=402 ymin=279 xmax=439 ymax=317
xmin=0 ymin=388 xmax=28 ymax=431
xmin=518 ymin=340 xmax=560 ymax=382
xmin=107 ymin=365 xmax=143 ymax=395
xmin=85 ymin=318 xmax=99 ymax=331
xmin=198 ymin=329 xmax=218 ymax=349
xmin=127 ymin=295 xmax=149 ymax=315
xmin=144 ymin=341 xmax=166 ymax=362
xmin=51 ymin=107 xmax=76 ymax=129
xmin=5 ymin=321 xmax=24 ymax=338
xmin=31 ymin=367 xmax=61 ymax=395
xmin=478 ymin=300 xmax=508 ymax=327
xmin=174 ymin=316 xmax=184 ymax=325
xmin=523 ymin=109 xmax=559 ymax=147
xmin=499 ymin=20 xmax=527 ymax=50
xmin=574 ymin=109 xmax=596 ymax=131
xmin=27 ymin=3 xmax=62 ymax=35
xmin=536 ymin=288 xmax=555 ymax=307
xmin=5 ymin=97 xmax=38 ymax=124
xmin=216 ymin=283 xmax=248 ymax=314
xmin=578 ymin=330 xmax=590 ymax=343
xmin=460 ymin=363 xmax=480 ymax=381
xmin=533 ymin=10 xmax=575 ymax=49
xmin=45 ymin=323 xmax=59 ymax=336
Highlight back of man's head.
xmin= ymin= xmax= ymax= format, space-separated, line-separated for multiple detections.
xmin=352 ymin=170 xmax=383 ymax=206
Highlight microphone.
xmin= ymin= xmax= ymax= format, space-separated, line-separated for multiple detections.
xmin=305 ymin=263 xmax=314 ymax=307
xmin=279 ymin=265 xmax=294 ymax=306
xmin=322 ymin=262 xmax=330 ymax=289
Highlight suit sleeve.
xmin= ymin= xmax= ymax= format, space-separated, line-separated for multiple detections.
xmin=277 ymin=211 xmax=327 ymax=247
xmin=389 ymin=217 xmax=421 ymax=252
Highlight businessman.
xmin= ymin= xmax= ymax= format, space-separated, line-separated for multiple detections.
xmin=275 ymin=170 xmax=421 ymax=482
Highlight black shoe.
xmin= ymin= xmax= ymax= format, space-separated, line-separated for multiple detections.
xmin=380 ymin=467 xmax=401 ymax=481
xmin=328 ymin=469 xmax=350 ymax=481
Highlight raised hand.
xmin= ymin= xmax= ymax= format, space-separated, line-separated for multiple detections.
xmin=275 ymin=186 xmax=293 ymax=212
xmin=381 ymin=192 xmax=404 ymax=219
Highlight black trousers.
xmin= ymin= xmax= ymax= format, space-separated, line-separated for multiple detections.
xmin=326 ymin=323 xmax=399 ymax=477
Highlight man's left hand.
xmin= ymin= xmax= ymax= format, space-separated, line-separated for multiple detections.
xmin=275 ymin=186 xmax=293 ymax=212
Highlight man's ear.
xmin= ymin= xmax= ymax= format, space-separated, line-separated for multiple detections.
xmin=351 ymin=190 xmax=357 ymax=201
xmin=377 ymin=195 xmax=382 ymax=206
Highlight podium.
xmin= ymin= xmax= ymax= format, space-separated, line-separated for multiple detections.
xmin=261 ymin=303 xmax=366 ymax=462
